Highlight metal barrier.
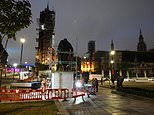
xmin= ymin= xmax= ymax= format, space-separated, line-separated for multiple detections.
xmin=0 ymin=86 xmax=95 ymax=102
xmin=0 ymin=88 xmax=69 ymax=101
xmin=0 ymin=89 xmax=20 ymax=101
xmin=72 ymin=88 xmax=85 ymax=98
xmin=71 ymin=88 xmax=85 ymax=102
xmin=84 ymin=84 xmax=96 ymax=95
xmin=19 ymin=89 xmax=42 ymax=100
xmin=45 ymin=88 xmax=69 ymax=100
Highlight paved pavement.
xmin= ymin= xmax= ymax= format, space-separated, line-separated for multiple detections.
xmin=56 ymin=86 xmax=154 ymax=115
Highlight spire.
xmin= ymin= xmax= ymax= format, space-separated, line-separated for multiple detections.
xmin=111 ymin=40 xmax=114 ymax=50
xmin=139 ymin=28 xmax=144 ymax=41
xmin=45 ymin=2 xmax=49 ymax=11
xmin=137 ymin=28 xmax=147 ymax=52
xmin=140 ymin=28 xmax=142 ymax=36
xmin=47 ymin=2 xmax=49 ymax=10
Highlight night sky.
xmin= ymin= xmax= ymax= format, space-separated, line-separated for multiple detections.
xmin=7 ymin=0 xmax=154 ymax=65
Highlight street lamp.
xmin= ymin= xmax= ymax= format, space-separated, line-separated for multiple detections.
xmin=84 ymin=56 xmax=87 ymax=72
xmin=110 ymin=60 xmax=114 ymax=64
xmin=5 ymin=65 xmax=7 ymax=77
xmin=13 ymin=63 xmax=17 ymax=81
xmin=20 ymin=37 xmax=25 ymax=80
xmin=110 ymin=50 xmax=115 ymax=56
xmin=110 ymin=49 xmax=115 ymax=86
xmin=110 ymin=49 xmax=115 ymax=67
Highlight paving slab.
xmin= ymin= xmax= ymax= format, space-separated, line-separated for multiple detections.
xmin=57 ymin=86 xmax=154 ymax=115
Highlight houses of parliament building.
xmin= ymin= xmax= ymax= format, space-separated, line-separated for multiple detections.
xmin=82 ymin=29 xmax=154 ymax=79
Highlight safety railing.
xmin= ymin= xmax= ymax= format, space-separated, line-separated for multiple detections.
xmin=45 ymin=88 xmax=69 ymax=100
xmin=0 ymin=89 xmax=20 ymax=101
xmin=84 ymin=85 xmax=96 ymax=95
xmin=19 ymin=89 xmax=42 ymax=101
xmin=0 ymin=86 xmax=96 ymax=102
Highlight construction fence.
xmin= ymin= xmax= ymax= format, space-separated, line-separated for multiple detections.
xmin=0 ymin=85 xmax=96 ymax=102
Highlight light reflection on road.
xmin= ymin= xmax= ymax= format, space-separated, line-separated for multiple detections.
xmin=60 ymin=87 xmax=154 ymax=115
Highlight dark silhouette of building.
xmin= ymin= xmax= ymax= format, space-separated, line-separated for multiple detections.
xmin=92 ymin=29 xmax=154 ymax=78
xmin=88 ymin=40 xmax=95 ymax=53
xmin=57 ymin=38 xmax=74 ymax=71
xmin=137 ymin=29 xmax=147 ymax=52
xmin=35 ymin=4 xmax=55 ymax=65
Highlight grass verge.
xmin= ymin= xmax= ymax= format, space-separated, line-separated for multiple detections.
xmin=117 ymin=87 xmax=154 ymax=99
xmin=0 ymin=100 xmax=60 ymax=115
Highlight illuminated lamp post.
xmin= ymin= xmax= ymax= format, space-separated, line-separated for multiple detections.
xmin=84 ymin=56 xmax=87 ymax=72
xmin=13 ymin=63 xmax=17 ymax=81
xmin=5 ymin=65 xmax=7 ymax=77
xmin=110 ymin=50 xmax=115 ymax=85
xmin=19 ymin=37 xmax=25 ymax=80
xmin=109 ymin=40 xmax=115 ymax=85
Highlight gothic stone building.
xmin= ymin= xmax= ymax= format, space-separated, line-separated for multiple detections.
xmin=93 ymin=29 xmax=154 ymax=78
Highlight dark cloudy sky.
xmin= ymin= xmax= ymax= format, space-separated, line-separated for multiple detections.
xmin=7 ymin=0 xmax=154 ymax=65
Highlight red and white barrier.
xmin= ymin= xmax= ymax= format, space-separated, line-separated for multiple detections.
xmin=72 ymin=88 xmax=85 ymax=98
xmin=84 ymin=85 xmax=96 ymax=95
xmin=45 ymin=88 xmax=69 ymax=100
xmin=0 ymin=86 xmax=96 ymax=102
xmin=0 ymin=89 xmax=20 ymax=101
xmin=0 ymin=88 xmax=69 ymax=101
xmin=19 ymin=89 xmax=42 ymax=100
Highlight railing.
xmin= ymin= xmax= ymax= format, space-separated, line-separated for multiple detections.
xmin=19 ymin=89 xmax=42 ymax=100
xmin=0 ymin=85 xmax=96 ymax=102
xmin=45 ymin=88 xmax=69 ymax=100
xmin=0 ymin=89 xmax=20 ymax=101
xmin=84 ymin=84 xmax=96 ymax=95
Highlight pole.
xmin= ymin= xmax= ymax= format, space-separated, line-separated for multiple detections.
xmin=19 ymin=43 xmax=23 ymax=80
xmin=20 ymin=43 xmax=23 ymax=66
xmin=75 ymin=35 xmax=78 ymax=79
xmin=13 ymin=67 xmax=15 ymax=81
xmin=4 ymin=69 xmax=6 ymax=77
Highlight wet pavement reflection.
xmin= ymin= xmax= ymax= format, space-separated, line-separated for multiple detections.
xmin=58 ymin=87 xmax=154 ymax=115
